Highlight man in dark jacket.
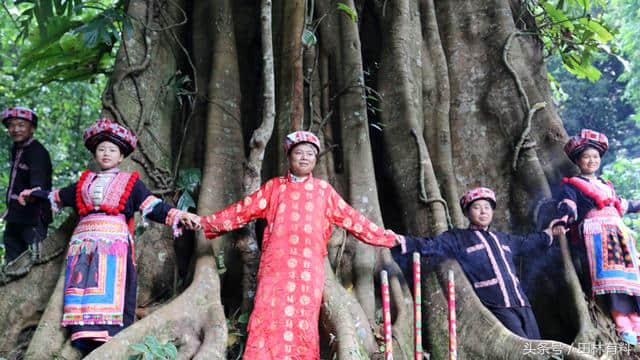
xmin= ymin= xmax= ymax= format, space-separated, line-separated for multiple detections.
xmin=2 ymin=107 xmax=52 ymax=264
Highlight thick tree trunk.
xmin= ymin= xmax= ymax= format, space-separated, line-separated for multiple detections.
xmin=5 ymin=0 xmax=631 ymax=359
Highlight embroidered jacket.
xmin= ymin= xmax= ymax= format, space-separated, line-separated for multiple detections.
xmin=5 ymin=138 xmax=52 ymax=225
xmin=557 ymin=176 xmax=640 ymax=222
xmin=31 ymin=170 xmax=182 ymax=230
xmin=393 ymin=228 xmax=551 ymax=308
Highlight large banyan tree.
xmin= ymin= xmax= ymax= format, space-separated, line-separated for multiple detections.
xmin=1 ymin=0 xmax=636 ymax=359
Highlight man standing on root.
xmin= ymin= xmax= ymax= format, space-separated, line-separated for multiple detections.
xmin=1 ymin=107 xmax=52 ymax=267
xmin=392 ymin=187 xmax=567 ymax=339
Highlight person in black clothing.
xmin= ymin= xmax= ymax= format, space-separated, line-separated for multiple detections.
xmin=392 ymin=187 xmax=566 ymax=339
xmin=2 ymin=106 xmax=52 ymax=263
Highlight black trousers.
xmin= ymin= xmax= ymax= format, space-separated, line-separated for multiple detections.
xmin=3 ymin=221 xmax=47 ymax=262
xmin=486 ymin=305 xmax=541 ymax=339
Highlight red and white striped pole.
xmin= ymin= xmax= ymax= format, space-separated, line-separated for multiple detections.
xmin=381 ymin=270 xmax=393 ymax=360
xmin=413 ymin=252 xmax=423 ymax=360
xmin=448 ymin=269 xmax=457 ymax=360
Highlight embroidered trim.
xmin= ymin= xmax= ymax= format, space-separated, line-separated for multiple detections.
xmin=63 ymin=313 xmax=124 ymax=327
xmin=488 ymin=232 xmax=526 ymax=307
xmin=70 ymin=330 xmax=112 ymax=341
xmin=48 ymin=190 xmax=61 ymax=213
xmin=140 ymin=195 xmax=162 ymax=219
xmin=474 ymin=231 xmax=511 ymax=307
xmin=621 ymin=199 xmax=629 ymax=215
xmin=474 ymin=278 xmax=499 ymax=288
xmin=76 ymin=170 xmax=139 ymax=216
xmin=564 ymin=177 xmax=623 ymax=216
xmin=466 ymin=244 xmax=485 ymax=253
xmin=6 ymin=138 xmax=34 ymax=205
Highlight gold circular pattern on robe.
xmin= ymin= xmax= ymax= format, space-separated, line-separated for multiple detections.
xmin=285 ymin=305 xmax=295 ymax=316
xmin=305 ymin=202 xmax=314 ymax=211
xmin=300 ymin=295 xmax=311 ymax=305
xmin=304 ymin=224 xmax=313 ymax=234
xmin=283 ymin=330 xmax=294 ymax=341
xmin=301 ymin=271 xmax=311 ymax=281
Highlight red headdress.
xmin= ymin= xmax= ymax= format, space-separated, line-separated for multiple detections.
xmin=83 ymin=118 xmax=138 ymax=157
xmin=2 ymin=107 xmax=38 ymax=128
xmin=459 ymin=187 xmax=496 ymax=211
xmin=284 ymin=131 xmax=321 ymax=155
xmin=564 ymin=129 xmax=608 ymax=163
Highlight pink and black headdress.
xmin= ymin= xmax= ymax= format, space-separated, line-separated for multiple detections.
xmin=83 ymin=118 xmax=138 ymax=157
xmin=459 ymin=187 xmax=497 ymax=211
xmin=284 ymin=130 xmax=321 ymax=155
xmin=564 ymin=129 xmax=608 ymax=163
xmin=2 ymin=107 xmax=38 ymax=128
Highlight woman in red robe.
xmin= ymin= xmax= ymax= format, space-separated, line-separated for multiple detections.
xmin=201 ymin=131 xmax=399 ymax=359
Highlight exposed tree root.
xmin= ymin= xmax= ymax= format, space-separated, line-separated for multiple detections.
xmin=84 ymin=254 xmax=226 ymax=359
xmin=321 ymin=258 xmax=376 ymax=359
xmin=425 ymin=259 xmax=598 ymax=360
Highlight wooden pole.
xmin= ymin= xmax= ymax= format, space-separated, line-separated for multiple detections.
xmin=448 ymin=269 xmax=457 ymax=360
xmin=414 ymin=252 xmax=423 ymax=359
xmin=381 ymin=270 xmax=393 ymax=360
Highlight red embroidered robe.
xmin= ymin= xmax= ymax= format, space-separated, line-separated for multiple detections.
xmin=202 ymin=174 xmax=396 ymax=359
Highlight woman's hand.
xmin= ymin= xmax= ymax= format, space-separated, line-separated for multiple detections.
xmin=17 ymin=188 xmax=36 ymax=206
xmin=545 ymin=216 xmax=569 ymax=238
xmin=180 ymin=212 xmax=202 ymax=231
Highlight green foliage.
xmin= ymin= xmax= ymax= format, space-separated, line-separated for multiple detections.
xmin=226 ymin=309 xmax=249 ymax=360
xmin=0 ymin=1 xmax=106 ymax=243
xmin=7 ymin=0 xmax=124 ymax=91
xmin=128 ymin=335 xmax=178 ymax=360
xmin=602 ymin=155 xmax=640 ymax=234
xmin=524 ymin=0 xmax=615 ymax=81
xmin=336 ymin=3 xmax=357 ymax=23
xmin=175 ymin=168 xmax=200 ymax=211
xmin=607 ymin=0 xmax=640 ymax=124
xmin=548 ymin=55 xmax=639 ymax=164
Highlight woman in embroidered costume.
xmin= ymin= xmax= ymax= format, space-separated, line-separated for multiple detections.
xmin=558 ymin=129 xmax=640 ymax=345
xmin=200 ymin=131 xmax=399 ymax=359
xmin=392 ymin=187 xmax=565 ymax=339
xmin=18 ymin=118 xmax=200 ymax=353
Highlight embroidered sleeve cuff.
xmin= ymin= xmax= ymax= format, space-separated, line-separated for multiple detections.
xmin=397 ymin=236 xmax=407 ymax=254
xmin=140 ymin=195 xmax=163 ymax=219
xmin=48 ymin=190 xmax=61 ymax=213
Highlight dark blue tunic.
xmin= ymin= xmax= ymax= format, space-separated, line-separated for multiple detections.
xmin=392 ymin=228 xmax=551 ymax=339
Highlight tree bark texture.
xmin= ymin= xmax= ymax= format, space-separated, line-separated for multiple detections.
xmin=2 ymin=0 xmax=633 ymax=359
